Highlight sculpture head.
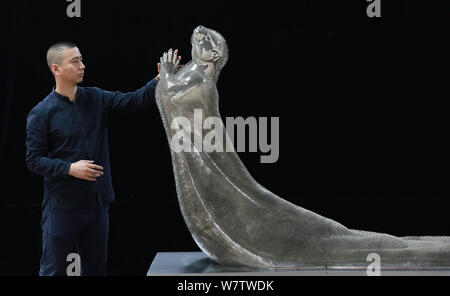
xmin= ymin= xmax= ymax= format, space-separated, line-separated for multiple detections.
xmin=191 ymin=26 xmax=228 ymax=79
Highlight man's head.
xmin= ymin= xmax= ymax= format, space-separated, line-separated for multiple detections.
xmin=47 ymin=41 xmax=85 ymax=85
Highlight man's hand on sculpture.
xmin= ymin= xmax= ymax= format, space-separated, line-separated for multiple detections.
xmin=156 ymin=63 xmax=161 ymax=81
xmin=157 ymin=62 xmax=181 ymax=79
xmin=160 ymin=49 xmax=181 ymax=75
xmin=69 ymin=160 xmax=104 ymax=181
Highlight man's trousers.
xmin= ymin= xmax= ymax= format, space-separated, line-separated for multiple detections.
xmin=39 ymin=202 xmax=109 ymax=276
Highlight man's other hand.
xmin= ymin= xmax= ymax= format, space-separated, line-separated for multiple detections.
xmin=69 ymin=160 xmax=104 ymax=181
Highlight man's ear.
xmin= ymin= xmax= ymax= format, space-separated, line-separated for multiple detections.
xmin=51 ymin=64 xmax=60 ymax=76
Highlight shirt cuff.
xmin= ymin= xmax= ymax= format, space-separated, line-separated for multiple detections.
xmin=149 ymin=77 xmax=158 ymax=88
xmin=63 ymin=162 xmax=72 ymax=176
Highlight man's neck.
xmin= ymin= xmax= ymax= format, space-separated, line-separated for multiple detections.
xmin=55 ymin=82 xmax=78 ymax=102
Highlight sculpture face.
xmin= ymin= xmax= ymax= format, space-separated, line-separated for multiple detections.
xmin=191 ymin=26 xmax=227 ymax=66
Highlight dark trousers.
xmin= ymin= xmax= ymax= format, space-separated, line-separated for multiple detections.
xmin=39 ymin=202 xmax=110 ymax=276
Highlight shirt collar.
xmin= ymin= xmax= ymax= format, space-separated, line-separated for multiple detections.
xmin=51 ymin=86 xmax=80 ymax=104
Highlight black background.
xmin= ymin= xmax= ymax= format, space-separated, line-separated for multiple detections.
xmin=1 ymin=0 xmax=449 ymax=275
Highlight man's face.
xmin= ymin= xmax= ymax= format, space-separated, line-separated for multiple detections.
xmin=53 ymin=47 xmax=85 ymax=84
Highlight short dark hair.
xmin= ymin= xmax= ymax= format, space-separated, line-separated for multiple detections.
xmin=46 ymin=41 xmax=78 ymax=69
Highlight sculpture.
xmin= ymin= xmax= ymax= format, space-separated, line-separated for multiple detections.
xmin=155 ymin=25 xmax=450 ymax=269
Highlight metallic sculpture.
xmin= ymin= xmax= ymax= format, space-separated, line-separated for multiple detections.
xmin=155 ymin=25 xmax=450 ymax=269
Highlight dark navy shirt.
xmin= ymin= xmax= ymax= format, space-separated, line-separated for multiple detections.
xmin=26 ymin=78 xmax=158 ymax=210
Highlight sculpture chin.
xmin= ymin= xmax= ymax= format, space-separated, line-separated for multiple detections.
xmin=201 ymin=50 xmax=214 ymax=61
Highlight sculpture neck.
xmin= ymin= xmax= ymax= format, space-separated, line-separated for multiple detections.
xmin=187 ymin=61 xmax=216 ymax=81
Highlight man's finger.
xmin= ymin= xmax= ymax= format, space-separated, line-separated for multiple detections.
xmin=86 ymin=163 xmax=103 ymax=169
xmin=87 ymin=171 xmax=101 ymax=178
xmin=88 ymin=168 xmax=103 ymax=175
xmin=87 ymin=164 xmax=103 ymax=170
xmin=157 ymin=63 xmax=160 ymax=73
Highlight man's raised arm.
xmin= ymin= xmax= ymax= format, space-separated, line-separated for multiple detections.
xmin=102 ymin=77 xmax=158 ymax=113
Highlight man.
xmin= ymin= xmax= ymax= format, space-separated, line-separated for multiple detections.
xmin=25 ymin=41 xmax=181 ymax=275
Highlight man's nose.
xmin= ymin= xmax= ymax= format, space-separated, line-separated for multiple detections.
xmin=80 ymin=61 xmax=85 ymax=70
